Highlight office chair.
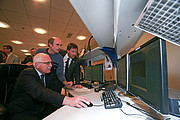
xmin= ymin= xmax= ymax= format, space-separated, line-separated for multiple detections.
xmin=0 ymin=64 xmax=29 ymax=120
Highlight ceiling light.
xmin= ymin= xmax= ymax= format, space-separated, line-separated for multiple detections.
xmin=34 ymin=28 xmax=47 ymax=34
xmin=34 ymin=0 xmax=46 ymax=2
xmin=38 ymin=43 xmax=47 ymax=46
xmin=77 ymin=36 xmax=86 ymax=40
xmin=21 ymin=50 xmax=29 ymax=52
xmin=25 ymin=53 xmax=31 ymax=56
xmin=11 ymin=40 xmax=23 ymax=44
xmin=0 ymin=21 xmax=10 ymax=28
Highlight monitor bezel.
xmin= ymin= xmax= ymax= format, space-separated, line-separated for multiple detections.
xmin=127 ymin=37 xmax=169 ymax=114
xmin=116 ymin=54 xmax=130 ymax=94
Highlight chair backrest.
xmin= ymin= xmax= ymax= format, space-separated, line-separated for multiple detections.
xmin=0 ymin=64 xmax=29 ymax=104
xmin=0 ymin=64 xmax=8 ymax=104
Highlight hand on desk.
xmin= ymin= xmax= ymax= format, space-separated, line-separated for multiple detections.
xmin=74 ymin=84 xmax=83 ymax=88
xmin=63 ymin=96 xmax=91 ymax=108
xmin=64 ymin=81 xmax=73 ymax=88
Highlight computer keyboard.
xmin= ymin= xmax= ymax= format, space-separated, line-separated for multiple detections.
xmin=102 ymin=90 xmax=122 ymax=109
xmin=81 ymin=83 xmax=93 ymax=89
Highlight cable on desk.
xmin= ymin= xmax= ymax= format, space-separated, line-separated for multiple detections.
xmin=119 ymin=108 xmax=153 ymax=120
xmin=121 ymin=100 xmax=161 ymax=120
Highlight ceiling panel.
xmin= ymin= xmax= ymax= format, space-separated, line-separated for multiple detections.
xmin=0 ymin=0 xmax=26 ymax=14
xmin=50 ymin=8 xmax=72 ymax=24
xmin=25 ymin=0 xmax=50 ymax=19
xmin=48 ymin=30 xmax=63 ymax=38
xmin=29 ymin=16 xmax=49 ymax=29
xmin=3 ymin=10 xmax=30 ymax=25
xmin=52 ymin=0 xmax=74 ymax=12
xmin=11 ymin=23 xmax=32 ymax=32
xmin=49 ymin=21 xmax=67 ymax=32
xmin=65 ymin=25 xmax=82 ymax=34
xmin=0 ymin=0 xmax=96 ymax=60
xmin=0 ymin=10 xmax=8 ymax=22
xmin=69 ymin=13 xmax=84 ymax=27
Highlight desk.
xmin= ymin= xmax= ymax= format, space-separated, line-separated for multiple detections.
xmin=43 ymin=87 xmax=179 ymax=120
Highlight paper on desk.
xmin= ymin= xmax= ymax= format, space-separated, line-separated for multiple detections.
xmin=74 ymin=87 xmax=90 ymax=92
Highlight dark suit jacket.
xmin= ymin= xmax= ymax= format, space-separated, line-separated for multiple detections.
xmin=7 ymin=67 xmax=65 ymax=116
xmin=59 ymin=49 xmax=81 ymax=85
xmin=21 ymin=55 xmax=33 ymax=64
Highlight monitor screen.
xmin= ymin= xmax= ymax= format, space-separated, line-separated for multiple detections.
xmin=84 ymin=66 xmax=92 ymax=80
xmin=117 ymin=54 xmax=129 ymax=94
xmin=128 ymin=37 xmax=169 ymax=114
xmin=91 ymin=63 xmax=104 ymax=83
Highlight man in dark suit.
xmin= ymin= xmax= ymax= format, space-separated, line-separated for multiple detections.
xmin=21 ymin=48 xmax=36 ymax=66
xmin=59 ymin=43 xmax=83 ymax=88
xmin=7 ymin=53 xmax=91 ymax=120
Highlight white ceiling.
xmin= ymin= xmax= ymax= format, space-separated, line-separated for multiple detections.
xmin=0 ymin=0 xmax=98 ymax=60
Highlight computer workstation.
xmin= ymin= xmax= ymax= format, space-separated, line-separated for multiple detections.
xmin=44 ymin=37 xmax=180 ymax=120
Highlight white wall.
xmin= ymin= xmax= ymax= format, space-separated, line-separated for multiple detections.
xmin=166 ymin=41 xmax=180 ymax=90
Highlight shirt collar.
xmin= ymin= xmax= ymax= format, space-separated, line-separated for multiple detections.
xmin=34 ymin=67 xmax=43 ymax=77
xmin=64 ymin=53 xmax=72 ymax=61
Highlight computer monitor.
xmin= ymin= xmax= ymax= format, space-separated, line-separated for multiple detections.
xmin=91 ymin=63 xmax=104 ymax=84
xmin=128 ymin=37 xmax=169 ymax=114
xmin=84 ymin=66 xmax=92 ymax=80
xmin=117 ymin=54 xmax=129 ymax=94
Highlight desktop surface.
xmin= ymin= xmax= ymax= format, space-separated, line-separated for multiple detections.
xmin=43 ymin=88 xmax=180 ymax=120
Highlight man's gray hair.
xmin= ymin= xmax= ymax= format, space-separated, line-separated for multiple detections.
xmin=33 ymin=53 xmax=49 ymax=66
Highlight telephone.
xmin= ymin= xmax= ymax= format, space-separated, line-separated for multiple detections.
xmin=94 ymin=82 xmax=117 ymax=92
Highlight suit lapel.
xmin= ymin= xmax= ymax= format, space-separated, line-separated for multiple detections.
xmin=69 ymin=58 xmax=76 ymax=68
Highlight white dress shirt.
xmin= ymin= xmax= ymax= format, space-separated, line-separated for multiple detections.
xmin=63 ymin=54 xmax=72 ymax=75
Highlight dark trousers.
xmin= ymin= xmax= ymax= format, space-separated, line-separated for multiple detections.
xmin=7 ymin=104 xmax=59 ymax=120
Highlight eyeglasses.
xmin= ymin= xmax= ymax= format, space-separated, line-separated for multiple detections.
xmin=38 ymin=61 xmax=52 ymax=65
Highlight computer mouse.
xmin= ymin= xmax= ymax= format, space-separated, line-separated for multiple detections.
xmin=82 ymin=102 xmax=93 ymax=107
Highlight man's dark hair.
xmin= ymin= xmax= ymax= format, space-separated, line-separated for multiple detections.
xmin=67 ymin=43 xmax=78 ymax=51
xmin=30 ymin=48 xmax=36 ymax=51
xmin=3 ymin=45 xmax=13 ymax=52
xmin=48 ymin=38 xmax=55 ymax=47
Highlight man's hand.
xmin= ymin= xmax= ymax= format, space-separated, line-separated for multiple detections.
xmin=64 ymin=80 xmax=73 ymax=88
xmin=74 ymin=84 xmax=83 ymax=88
xmin=63 ymin=96 xmax=91 ymax=108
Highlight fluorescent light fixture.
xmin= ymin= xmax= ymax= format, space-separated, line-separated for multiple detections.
xmin=0 ymin=21 xmax=9 ymax=28
xmin=21 ymin=50 xmax=29 ymax=52
xmin=11 ymin=40 xmax=23 ymax=44
xmin=25 ymin=53 xmax=31 ymax=56
xmin=34 ymin=0 xmax=46 ymax=2
xmin=38 ymin=43 xmax=47 ymax=46
xmin=77 ymin=36 xmax=86 ymax=40
xmin=34 ymin=28 xmax=47 ymax=34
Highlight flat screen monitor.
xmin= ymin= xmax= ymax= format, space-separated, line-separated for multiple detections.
xmin=91 ymin=63 xmax=104 ymax=84
xmin=117 ymin=54 xmax=129 ymax=94
xmin=84 ymin=66 xmax=92 ymax=80
xmin=128 ymin=37 xmax=169 ymax=114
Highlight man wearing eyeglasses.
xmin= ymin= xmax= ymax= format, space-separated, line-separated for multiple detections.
xmin=7 ymin=53 xmax=91 ymax=120
xmin=35 ymin=37 xmax=72 ymax=93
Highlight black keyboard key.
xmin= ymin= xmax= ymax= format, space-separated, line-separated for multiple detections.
xmin=102 ymin=90 xmax=122 ymax=109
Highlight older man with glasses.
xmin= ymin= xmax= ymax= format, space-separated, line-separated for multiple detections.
xmin=7 ymin=53 xmax=91 ymax=120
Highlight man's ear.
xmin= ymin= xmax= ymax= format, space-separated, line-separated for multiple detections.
xmin=67 ymin=50 xmax=70 ymax=53
xmin=35 ymin=62 xmax=40 ymax=68
xmin=48 ymin=43 xmax=52 ymax=47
